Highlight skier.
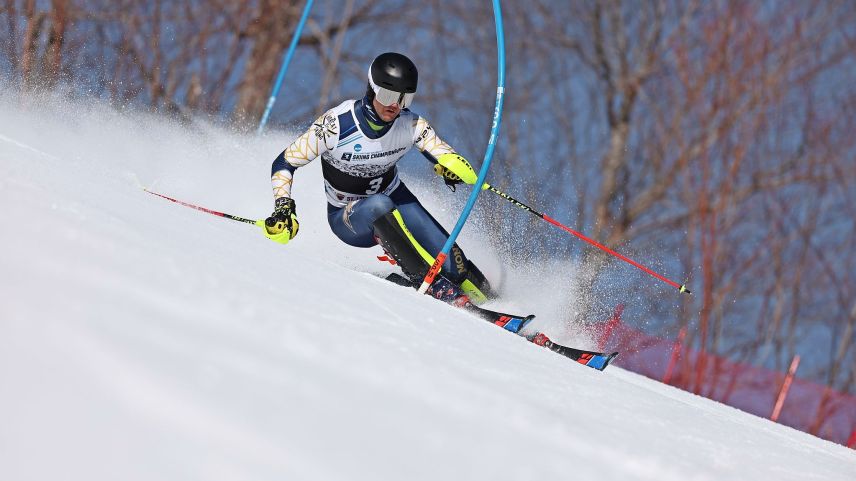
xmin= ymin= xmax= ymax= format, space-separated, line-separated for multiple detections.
xmin=262 ymin=52 xmax=494 ymax=304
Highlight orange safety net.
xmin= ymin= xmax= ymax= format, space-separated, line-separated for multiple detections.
xmin=598 ymin=308 xmax=856 ymax=448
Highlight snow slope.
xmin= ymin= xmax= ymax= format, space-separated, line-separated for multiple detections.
xmin=1 ymin=94 xmax=854 ymax=481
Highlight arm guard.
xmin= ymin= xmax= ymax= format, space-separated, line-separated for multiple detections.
xmin=436 ymin=153 xmax=478 ymax=185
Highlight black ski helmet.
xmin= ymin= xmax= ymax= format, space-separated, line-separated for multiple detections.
xmin=366 ymin=52 xmax=418 ymax=105
xmin=366 ymin=52 xmax=419 ymax=108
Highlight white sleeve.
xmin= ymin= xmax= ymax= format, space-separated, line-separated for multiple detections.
xmin=413 ymin=116 xmax=455 ymax=161
xmin=272 ymin=110 xmax=339 ymax=199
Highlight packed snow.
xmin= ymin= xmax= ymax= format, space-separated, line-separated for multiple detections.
xmin=1 ymin=93 xmax=854 ymax=481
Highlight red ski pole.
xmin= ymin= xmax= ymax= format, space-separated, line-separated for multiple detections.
xmin=482 ymin=183 xmax=691 ymax=295
xmin=143 ymin=188 xmax=263 ymax=227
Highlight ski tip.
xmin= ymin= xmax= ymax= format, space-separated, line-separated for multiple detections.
xmin=593 ymin=352 xmax=620 ymax=371
xmin=577 ymin=350 xmax=620 ymax=371
xmin=519 ymin=315 xmax=535 ymax=332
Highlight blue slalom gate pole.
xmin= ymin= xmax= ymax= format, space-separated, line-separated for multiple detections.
xmin=257 ymin=0 xmax=315 ymax=135
xmin=418 ymin=0 xmax=506 ymax=294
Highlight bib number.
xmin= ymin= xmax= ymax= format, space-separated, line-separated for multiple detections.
xmin=366 ymin=177 xmax=383 ymax=195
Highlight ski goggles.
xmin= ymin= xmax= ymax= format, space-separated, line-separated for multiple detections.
xmin=373 ymin=87 xmax=415 ymax=108
xmin=368 ymin=72 xmax=415 ymax=108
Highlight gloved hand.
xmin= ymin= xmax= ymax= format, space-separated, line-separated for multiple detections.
xmin=263 ymin=197 xmax=299 ymax=244
xmin=434 ymin=163 xmax=464 ymax=190
xmin=433 ymin=153 xmax=478 ymax=191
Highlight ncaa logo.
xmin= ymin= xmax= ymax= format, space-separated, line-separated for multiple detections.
xmin=354 ymin=144 xmax=362 ymax=152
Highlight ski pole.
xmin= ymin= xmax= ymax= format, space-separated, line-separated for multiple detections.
xmin=143 ymin=188 xmax=263 ymax=227
xmin=482 ymin=183 xmax=691 ymax=295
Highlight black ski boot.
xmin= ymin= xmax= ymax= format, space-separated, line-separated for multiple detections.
xmin=372 ymin=209 xmax=494 ymax=303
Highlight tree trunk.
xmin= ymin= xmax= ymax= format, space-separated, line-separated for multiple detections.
xmin=232 ymin=0 xmax=297 ymax=127
xmin=21 ymin=0 xmax=45 ymax=89
xmin=42 ymin=0 xmax=68 ymax=88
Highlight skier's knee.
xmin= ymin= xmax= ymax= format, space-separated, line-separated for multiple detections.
xmin=360 ymin=194 xmax=396 ymax=223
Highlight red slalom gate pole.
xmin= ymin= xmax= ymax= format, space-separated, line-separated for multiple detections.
xmin=847 ymin=428 xmax=856 ymax=449
xmin=598 ymin=304 xmax=624 ymax=352
xmin=771 ymin=355 xmax=801 ymax=422
xmin=483 ymin=184 xmax=691 ymax=295
xmin=662 ymin=326 xmax=687 ymax=384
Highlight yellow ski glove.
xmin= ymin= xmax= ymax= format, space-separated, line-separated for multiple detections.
xmin=433 ymin=153 xmax=478 ymax=191
xmin=263 ymin=197 xmax=299 ymax=244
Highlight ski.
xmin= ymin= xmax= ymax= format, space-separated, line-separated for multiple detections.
xmin=381 ymin=272 xmax=619 ymax=370
xmin=383 ymin=272 xmax=535 ymax=331
xmin=528 ymin=333 xmax=619 ymax=371
xmin=465 ymin=304 xmax=535 ymax=334
xmin=469 ymin=306 xmax=618 ymax=370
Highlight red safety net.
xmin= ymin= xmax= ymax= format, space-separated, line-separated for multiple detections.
xmin=598 ymin=307 xmax=856 ymax=448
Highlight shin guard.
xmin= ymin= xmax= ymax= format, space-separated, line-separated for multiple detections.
xmin=372 ymin=209 xmax=494 ymax=303
xmin=372 ymin=210 xmax=430 ymax=283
